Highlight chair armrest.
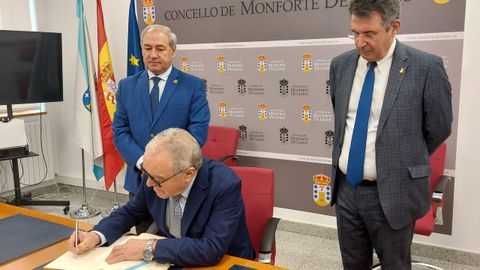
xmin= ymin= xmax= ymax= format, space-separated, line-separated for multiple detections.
xmin=217 ymin=155 xmax=239 ymax=163
xmin=432 ymin=175 xmax=451 ymax=226
xmin=258 ymin=217 xmax=281 ymax=264
xmin=432 ymin=175 xmax=450 ymax=203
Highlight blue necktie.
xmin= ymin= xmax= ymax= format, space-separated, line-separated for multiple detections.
xmin=346 ymin=62 xmax=376 ymax=187
xmin=150 ymin=77 xmax=161 ymax=114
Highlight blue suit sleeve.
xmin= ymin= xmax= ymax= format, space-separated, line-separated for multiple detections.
xmin=112 ymin=79 xmax=145 ymax=168
xmin=186 ymin=78 xmax=210 ymax=147
xmin=92 ymin=180 xmax=151 ymax=244
xmin=153 ymin=180 xmax=243 ymax=266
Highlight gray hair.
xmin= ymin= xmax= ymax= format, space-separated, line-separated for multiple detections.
xmin=349 ymin=0 xmax=400 ymax=29
xmin=145 ymin=128 xmax=203 ymax=171
xmin=140 ymin=24 xmax=177 ymax=49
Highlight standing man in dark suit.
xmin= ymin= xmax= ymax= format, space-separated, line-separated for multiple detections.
xmin=112 ymin=24 xmax=210 ymax=232
xmin=68 ymin=128 xmax=254 ymax=267
xmin=329 ymin=0 xmax=452 ymax=269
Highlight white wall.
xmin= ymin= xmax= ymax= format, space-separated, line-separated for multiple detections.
xmin=36 ymin=0 xmax=129 ymax=192
xmin=4 ymin=0 xmax=479 ymax=254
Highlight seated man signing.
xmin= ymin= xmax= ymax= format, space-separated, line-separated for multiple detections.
xmin=68 ymin=128 xmax=255 ymax=267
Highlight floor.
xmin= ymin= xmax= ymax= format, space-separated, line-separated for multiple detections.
xmin=4 ymin=183 xmax=479 ymax=270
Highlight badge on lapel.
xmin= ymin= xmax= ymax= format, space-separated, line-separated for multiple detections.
xmin=173 ymin=79 xmax=178 ymax=84
xmin=399 ymin=67 xmax=406 ymax=74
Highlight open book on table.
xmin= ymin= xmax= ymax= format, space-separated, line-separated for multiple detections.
xmin=44 ymin=233 xmax=169 ymax=270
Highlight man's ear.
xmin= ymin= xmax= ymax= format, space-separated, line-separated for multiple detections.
xmin=184 ymin=167 xmax=196 ymax=183
xmin=391 ymin=19 xmax=401 ymax=35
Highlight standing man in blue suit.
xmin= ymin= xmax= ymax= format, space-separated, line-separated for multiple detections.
xmin=113 ymin=24 xmax=210 ymax=232
xmin=68 ymin=128 xmax=254 ymax=267
xmin=329 ymin=0 xmax=452 ymax=269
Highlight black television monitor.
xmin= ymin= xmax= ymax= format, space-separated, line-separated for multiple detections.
xmin=0 ymin=30 xmax=63 ymax=105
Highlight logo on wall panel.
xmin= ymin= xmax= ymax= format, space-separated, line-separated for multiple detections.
xmin=279 ymin=79 xmax=289 ymax=96
xmin=279 ymin=127 xmax=289 ymax=144
xmin=217 ymin=56 xmax=225 ymax=73
xmin=219 ymin=102 xmax=228 ymax=120
xmin=258 ymin=103 xmax=268 ymax=121
xmin=257 ymin=55 xmax=267 ymax=73
xmin=313 ymin=174 xmax=332 ymax=207
xmin=302 ymin=105 xmax=312 ymax=123
xmin=142 ymin=0 xmax=156 ymax=25
xmin=325 ymin=130 xmax=334 ymax=147
xmin=237 ymin=79 xmax=247 ymax=95
xmin=239 ymin=125 xmax=248 ymax=140
xmin=180 ymin=57 xmax=189 ymax=72
xmin=302 ymin=53 xmax=312 ymax=73
xmin=325 ymin=80 xmax=331 ymax=95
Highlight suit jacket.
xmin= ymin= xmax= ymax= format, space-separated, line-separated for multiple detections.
xmin=329 ymin=40 xmax=452 ymax=229
xmin=93 ymin=158 xmax=255 ymax=267
xmin=112 ymin=67 xmax=210 ymax=193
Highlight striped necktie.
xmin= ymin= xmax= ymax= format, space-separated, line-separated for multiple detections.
xmin=169 ymin=195 xmax=182 ymax=238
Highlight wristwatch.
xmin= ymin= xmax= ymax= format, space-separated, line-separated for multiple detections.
xmin=143 ymin=239 xmax=155 ymax=261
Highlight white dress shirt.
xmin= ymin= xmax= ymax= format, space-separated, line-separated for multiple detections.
xmin=339 ymin=39 xmax=396 ymax=181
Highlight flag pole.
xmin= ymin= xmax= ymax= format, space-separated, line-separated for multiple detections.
xmin=70 ymin=149 xmax=101 ymax=219
xmin=102 ymin=178 xmax=121 ymax=217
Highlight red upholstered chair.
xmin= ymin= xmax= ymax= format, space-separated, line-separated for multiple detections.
xmin=201 ymin=126 xmax=240 ymax=166
xmin=414 ymin=143 xmax=448 ymax=237
xmin=373 ymin=143 xmax=450 ymax=270
xmin=231 ymin=166 xmax=281 ymax=265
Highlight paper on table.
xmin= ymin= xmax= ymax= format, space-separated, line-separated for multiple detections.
xmin=44 ymin=233 xmax=169 ymax=270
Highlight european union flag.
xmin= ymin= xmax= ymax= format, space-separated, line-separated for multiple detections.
xmin=127 ymin=0 xmax=144 ymax=76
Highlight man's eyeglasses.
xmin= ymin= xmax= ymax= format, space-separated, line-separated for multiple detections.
xmin=348 ymin=31 xmax=378 ymax=41
xmin=140 ymin=164 xmax=185 ymax=187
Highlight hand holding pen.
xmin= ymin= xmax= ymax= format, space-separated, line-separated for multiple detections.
xmin=67 ymin=224 xmax=101 ymax=256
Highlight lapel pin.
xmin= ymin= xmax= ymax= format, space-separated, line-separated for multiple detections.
xmin=399 ymin=67 xmax=406 ymax=74
xmin=173 ymin=79 xmax=178 ymax=84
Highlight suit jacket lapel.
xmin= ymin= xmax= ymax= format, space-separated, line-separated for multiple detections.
xmin=181 ymin=160 xmax=209 ymax=237
xmin=376 ymin=41 xmax=409 ymax=138
xmin=138 ymin=71 xmax=154 ymax=124
xmin=156 ymin=198 xmax=170 ymax=236
xmin=337 ymin=52 xmax=358 ymax=145
xmin=152 ymin=67 xmax=181 ymax=127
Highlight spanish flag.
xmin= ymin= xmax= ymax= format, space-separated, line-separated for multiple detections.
xmin=96 ymin=0 xmax=124 ymax=191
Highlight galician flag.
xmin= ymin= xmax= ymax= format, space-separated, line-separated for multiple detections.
xmin=73 ymin=0 xmax=104 ymax=181
xmin=96 ymin=0 xmax=125 ymax=191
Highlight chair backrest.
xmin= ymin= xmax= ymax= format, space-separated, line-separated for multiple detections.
xmin=231 ymin=166 xmax=276 ymax=263
xmin=201 ymin=126 xmax=240 ymax=166
xmin=414 ymin=143 xmax=447 ymax=236
xmin=429 ymin=143 xmax=447 ymax=192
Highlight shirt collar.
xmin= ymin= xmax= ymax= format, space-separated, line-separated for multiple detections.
xmin=148 ymin=65 xmax=172 ymax=81
xmin=358 ymin=38 xmax=396 ymax=74
xmin=179 ymin=169 xmax=198 ymax=199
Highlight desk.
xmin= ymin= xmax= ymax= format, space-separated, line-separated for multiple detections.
xmin=0 ymin=203 xmax=93 ymax=270
xmin=0 ymin=203 xmax=286 ymax=270
xmin=190 ymin=256 xmax=286 ymax=269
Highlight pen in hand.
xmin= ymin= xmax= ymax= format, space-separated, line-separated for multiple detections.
xmin=74 ymin=220 xmax=79 ymax=257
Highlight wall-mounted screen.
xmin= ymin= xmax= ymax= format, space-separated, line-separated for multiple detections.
xmin=0 ymin=30 xmax=63 ymax=105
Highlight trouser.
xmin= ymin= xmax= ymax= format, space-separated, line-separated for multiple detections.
xmin=335 ymin=170 xmax=414 ymax=270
